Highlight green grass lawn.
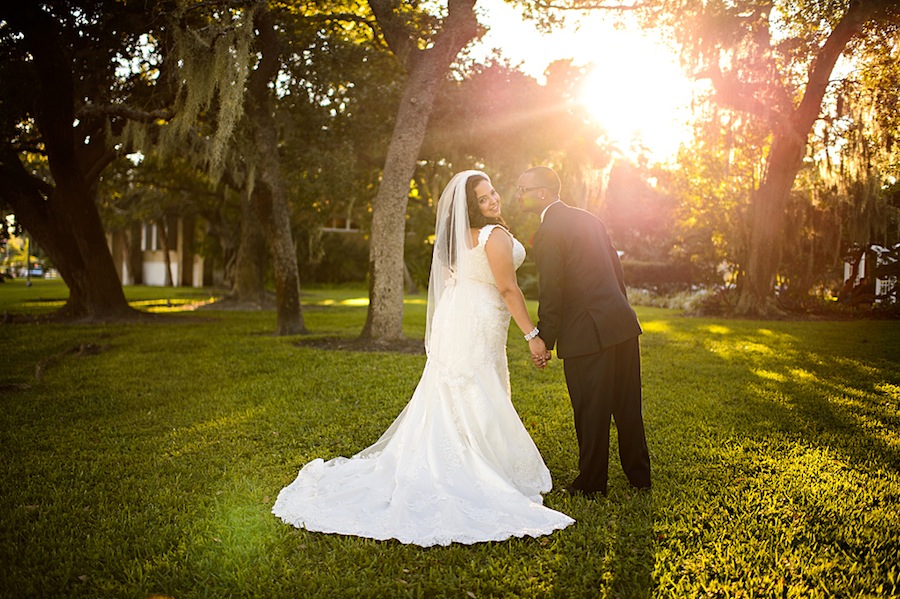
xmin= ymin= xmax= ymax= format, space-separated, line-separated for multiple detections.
xmin=1 ymin=278 xmax=898 ymax=598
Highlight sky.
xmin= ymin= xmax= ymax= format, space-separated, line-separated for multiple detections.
xmin=469 ymin=0 xmax=696 ymax=163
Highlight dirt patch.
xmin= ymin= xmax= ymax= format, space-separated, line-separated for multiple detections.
xmin=0 ymin=383 xmax=32 ymax=394
xmin=197 ymin=296 xmax=277 ymax=311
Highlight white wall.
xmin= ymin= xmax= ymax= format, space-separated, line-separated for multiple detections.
xmin=142 ymin=257 xmax=179 ymax=287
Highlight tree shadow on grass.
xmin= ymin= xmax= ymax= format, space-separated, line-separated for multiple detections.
xmin=608 ymin=488 xmax=655 ymax=598
xmin=638 ymin=317 xmax=900 ymax=593
xmin=650 ymin=319 xmax=900 ymax=474
xmin=723 ymin=340 xmax=899 ymax=474
xmin=546 ymin=486 xmax=655 ymax=597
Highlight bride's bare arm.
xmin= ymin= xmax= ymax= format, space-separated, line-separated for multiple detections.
xmin=484 ymin=228 xmax=550 ymax=364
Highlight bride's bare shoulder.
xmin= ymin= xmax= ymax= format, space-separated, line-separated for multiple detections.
xmin=482 ymin=225 xmax=513 ymax=251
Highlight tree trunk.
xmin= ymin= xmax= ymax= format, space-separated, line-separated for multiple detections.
xmin=247 ymin=8 xmax=307 ymax=336
xmin=180 ymin=215 xmax=195 ymax=287
xmin=2 ymin=165 xmax=138 ymax=320
xmin=361 ymin=0 xmax=479 ymax=341
xmin=128 ymin=222 xmax=144 ymax=285
xmin=59 ymin=182 xmax=136 ymax=319
xmin=232 ymin=189 xmax=268 ymax=305
xmin=736 ymin=133 xmax=806 ymax=316
xmin=157 ymin=217 xmax=174 ymax=287
xmin=213 ymin=186 xmax=239 ymax=289
xmin=251 ymin=182 xmax=306 ymax=335
xmin=362 ymin=73 xmax=437 ymax=340
xmin=0 ymin=3 xmax=138 ymax=321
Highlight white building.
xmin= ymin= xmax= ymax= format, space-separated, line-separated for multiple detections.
xmin=108 ymin=217 xmax=209 ymax=288
xmin=843 ymin=243 xmax=899 ymax=303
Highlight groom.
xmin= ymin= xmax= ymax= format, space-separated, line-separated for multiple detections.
xmin=516 ymin=166 xmax=651 ymax=498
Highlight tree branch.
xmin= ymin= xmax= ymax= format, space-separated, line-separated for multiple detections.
xmin=305 ymin=12 xmax=376 ymax=27
xmin=305 ymin=12 xmax=380 ymax=39
xmin=699 ymin=62 xmax=792 ymax=130
xmin=77 ymin=104 xmax=174 ymax=123
xmin=795 ymin=1 xmax=873 ymax=132
xmin=367 ymin=0 xmax=417 ymax=67
xmin=0 ymin=3 xmax=77 ymax=167
xmin=9 ymin=144 xmax=47 ymax=156
xmin=249 ymin=8 xmax=283 ymax=100
xmin=0 ymin=146 xmax=54 ymax=206
xmin=84 ymin=150 xmax=120 ymax=185
xmin=428 ymin=0 xmax=480 ymax=63
xmin=128 ymin=179 xmax=221 ymax=199
xmin=534 ymin=1 xmax=642 ymax=9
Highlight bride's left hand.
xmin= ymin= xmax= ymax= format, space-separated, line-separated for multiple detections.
xmin=528 ymin=337 xmax=551 ymax=369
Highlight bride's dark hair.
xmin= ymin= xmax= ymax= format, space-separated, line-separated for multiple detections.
xmin=438 ymin=173 xmax=508 ymax=270
xmin=465 ymin=175 xmax=508 ymax=230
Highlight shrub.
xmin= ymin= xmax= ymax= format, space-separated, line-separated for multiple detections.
xmin=622 ymin=260 xmax=695 ymax=293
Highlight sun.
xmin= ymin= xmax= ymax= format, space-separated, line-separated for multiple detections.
xmin=473 ymin=1 xmax=697 ymax=163
xmin=575 ymin=33 xmax=694 ymax=162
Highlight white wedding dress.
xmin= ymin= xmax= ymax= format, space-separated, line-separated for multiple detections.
xmin=272 ymin=225 xmax=574 ymax=546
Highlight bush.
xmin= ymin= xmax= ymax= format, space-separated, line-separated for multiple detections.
xmin=301 ymin=231 xmax=369 ymax=284
xmin=622 ymin=260 xmax=695 ymax=293
xmin=626 ymin=286 xmax=713 ymax=312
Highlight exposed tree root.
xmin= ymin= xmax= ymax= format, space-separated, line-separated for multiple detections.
xmin=35 ymin=341 xmax=110 ymax=381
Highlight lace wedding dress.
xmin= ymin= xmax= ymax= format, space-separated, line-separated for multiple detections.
xmin=272 ymin=224 xmax=574 ymax=546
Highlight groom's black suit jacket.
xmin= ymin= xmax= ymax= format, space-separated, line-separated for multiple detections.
xmin=533 ymin=202 xmax=642 ymax=359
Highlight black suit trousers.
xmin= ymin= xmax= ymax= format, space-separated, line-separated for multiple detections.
xmin=562 ymin=336 xmax=650 ymax=495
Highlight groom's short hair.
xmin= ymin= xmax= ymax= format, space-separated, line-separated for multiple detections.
xmin=524 ymin=166 xmax=561 ymax=198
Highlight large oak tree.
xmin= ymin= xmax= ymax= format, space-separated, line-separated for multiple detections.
xmin=527 ymin=0 xmax=899 ymax=315
xmin=0 ymin=1 xmax=174 ymax=320
xmin=361 ymin=0 xmax=480 ymax=342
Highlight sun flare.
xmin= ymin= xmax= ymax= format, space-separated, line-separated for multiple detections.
xmin=575 ymin=34 xmax=694 ymax=162
xmin=474 ymin=1 xmax=697 ymax=162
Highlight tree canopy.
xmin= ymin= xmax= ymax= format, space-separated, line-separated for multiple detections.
xmin=2 ymin=0 xmax=898 ymax=326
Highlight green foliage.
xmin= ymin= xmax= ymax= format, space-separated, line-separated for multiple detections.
xmin=425 ymin=57 xmax=610 ymax=197
xmin=626 ymin=286 xmax=711 ymax=312
xmin=97 ymin=2 xmax=403 ymax=291
xmin=621 ymin=260 xmax=695 ymax=292
xmin=1 ymin=281 xmax=898 ymax=597
xmin=1 ymin=233 xmax=47 ymax=275
xmin=405 ymin=58 xmax=617 ymax=289
xmin=662 ymin=108 xmax=766 ymax=284
xmin=299 ymin=230 xmax=371 ymax=284
xmin=164 ymin=4 xmax=259 ymax=179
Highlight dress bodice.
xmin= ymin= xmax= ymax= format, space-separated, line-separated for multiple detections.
xmin=467 ymin=225 xmax=526 ymax=286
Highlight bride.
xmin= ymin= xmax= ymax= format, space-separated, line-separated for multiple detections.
xmin=272 ymin=170 xmax=574 ymax=546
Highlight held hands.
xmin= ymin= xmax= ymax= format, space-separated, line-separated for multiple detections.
xmin=528 ymin=336 xmax=552 ymax=370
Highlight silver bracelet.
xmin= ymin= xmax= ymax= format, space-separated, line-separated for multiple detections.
xmin=524 ymin=327 xmax=540 ymax=341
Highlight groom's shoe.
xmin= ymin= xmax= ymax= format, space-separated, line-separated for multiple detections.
xmin=563 ymin=484 xmax=605 ymax=500
xmin=629 ymin=480 xmax=652 ymax=492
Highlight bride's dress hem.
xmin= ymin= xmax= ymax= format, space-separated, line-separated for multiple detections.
xmin=272 ymin=511 xmax=574 ymax=548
